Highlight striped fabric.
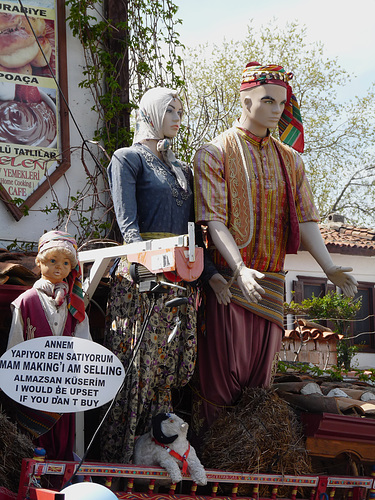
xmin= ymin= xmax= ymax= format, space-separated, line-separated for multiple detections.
xmin=140 ymin=231 xmax=177 ymax=240
xmin=16 ymin=406 xmax=62 ymax=437
xmin=220 ymin=268 xmax=285 ymax=328
xmin=278 ymin=92 xmax=304 ymax=154
xmin=67 ymin=263 xmax=85 ymax=323
xmin=38 ymin=230 xmax=78 ymax=256
xmin=194 ymin=127 xmax=319 ymax=274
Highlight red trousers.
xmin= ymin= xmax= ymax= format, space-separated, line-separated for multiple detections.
xmin=36 ymin=413 xmax=75 ymax=461
xmin=193 ymin=288 xmax=282 ymax=439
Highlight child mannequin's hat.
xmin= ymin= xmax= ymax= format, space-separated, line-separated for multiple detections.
xmin=37 ymin=230 xmax=78 ymax=267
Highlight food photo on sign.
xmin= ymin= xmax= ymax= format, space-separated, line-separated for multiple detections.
xmin=0 ymin=11 xmax=55 ymax=77
xmin=0 ymin=7 xmax=57 ymax=149
xmin=0 ymin=80 xmax=58 ymax=200
xmin=0 ymin=82 xmax=57 ymax=148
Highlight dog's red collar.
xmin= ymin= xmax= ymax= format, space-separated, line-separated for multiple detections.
xmin=152 ymin=438 xmax=190 ymax=474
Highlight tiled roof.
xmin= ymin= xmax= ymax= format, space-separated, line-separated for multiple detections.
xmin=274 ymin=373 xmax=375 ymax=419
xmin=283 ymin=319 xmax=342 ymax=342
xmin=318 ymin=222 xmax=375 ymax=255
xmin=281 ymin=320 xmax=341 ymax=369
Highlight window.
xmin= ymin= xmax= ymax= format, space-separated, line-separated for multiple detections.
xmin=352 ymin=285 xmax=375 ymax=351
xmin=293 ymin=276 xmax=334 ymax=302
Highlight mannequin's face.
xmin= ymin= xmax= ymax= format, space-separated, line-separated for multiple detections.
xmin=37 ymin=250 xmax=72 ymax=284
xmin=162 ymin=98 xmax=183 ymax=138
xmin=241 ymin=85 xmax=287 ymax=137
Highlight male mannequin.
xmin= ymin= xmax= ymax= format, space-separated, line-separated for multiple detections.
xmin=193 ymin=62 xmax=357 ymax=437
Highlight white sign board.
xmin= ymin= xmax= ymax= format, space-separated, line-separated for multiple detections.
xmin=0 ymin=336 xmax=125 ymax=412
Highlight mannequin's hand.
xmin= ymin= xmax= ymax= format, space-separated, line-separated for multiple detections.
xmin=208 ymin=273 xmax=232 ymax=305
xmin=237 ymin=266 xmax=265 ymax=304
xmin=325 ymin=265 xmax=358 ymax=297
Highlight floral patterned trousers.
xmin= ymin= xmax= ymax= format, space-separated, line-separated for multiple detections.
xmin=100 ymin=275 xmax=197 ymax=464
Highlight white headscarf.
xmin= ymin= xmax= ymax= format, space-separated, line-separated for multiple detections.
xmin=132 ymin=87 xmax=188 ymax=191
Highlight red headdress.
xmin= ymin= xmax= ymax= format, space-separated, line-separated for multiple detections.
xmin=240 ymin=62 xmax=304 ymax=153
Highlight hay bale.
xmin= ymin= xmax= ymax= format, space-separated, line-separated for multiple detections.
xmin=202 ymin=387 xmax=312 ymax=496
xmin=0 ymin=409 xmax=34 ymax=492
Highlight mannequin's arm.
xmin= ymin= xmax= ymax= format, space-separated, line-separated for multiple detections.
xmin=207 ymin=221 xmax=265 ymax=304
xmin=299 ymin=221 xmax=358 ymax=297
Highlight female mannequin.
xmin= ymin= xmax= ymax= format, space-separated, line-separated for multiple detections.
xmin=100 ymin=87 xmax=214 ymax=464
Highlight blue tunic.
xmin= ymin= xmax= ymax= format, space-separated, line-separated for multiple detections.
xmin=108 ymin=143 xmax=193 ymax=243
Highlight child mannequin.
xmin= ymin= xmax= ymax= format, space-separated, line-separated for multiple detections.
xmin=7 ymin=230 xmax=92 ymax=460
xmin=8 ymin=230 xmax=91 ymax=348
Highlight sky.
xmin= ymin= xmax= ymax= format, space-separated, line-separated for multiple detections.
xmin=173 ymin=0 xmax=375 ymax=101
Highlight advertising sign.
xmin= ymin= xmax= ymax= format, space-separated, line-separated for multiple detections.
xmin=0 ymin=0 xmax=69 ymax=219
xmin=0 ymin=336 xmax=125 ymax=412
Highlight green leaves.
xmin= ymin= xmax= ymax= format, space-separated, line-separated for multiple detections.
xmin=66 ymin=0 xmax=185 ymax=155
xmin=285 ymin=291 xmax=362 ymax=335
xmin=276 ymin=360 xmax=375 ymax=383
xmin=299 ymin=291 xmax=362 ymax=330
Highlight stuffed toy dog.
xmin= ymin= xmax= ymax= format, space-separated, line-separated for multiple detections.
xmin=134 ymin=412 xmax=207 ymax=486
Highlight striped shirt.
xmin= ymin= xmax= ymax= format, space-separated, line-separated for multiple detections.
xmin=194 ymin=126 xmax=319 ymax=273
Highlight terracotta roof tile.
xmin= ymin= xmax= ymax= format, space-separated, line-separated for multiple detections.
xmin=283 ymin=319 xmax=342 ymax=342
xmin=318 ymin=223 xmax=375 ymax=255
xmin=274 ymin=373 xmax=375 ymax=419
xmin=283 ymin=328 xmax=342 ymax=342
